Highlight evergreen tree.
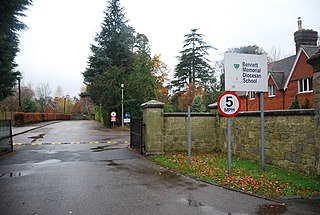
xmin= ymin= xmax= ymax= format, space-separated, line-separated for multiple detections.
xmin=83 ymin=0 xmax=156 ymax=124
xmin=172 ymin=29 xmax=216 ymax=91
xmin=127 ymin=34 xmax=156 ymax=118
xmin=289 ymin=94 xmax=300 ymax=109
xmin=22 ymin=98 xmax=36 ymax=112
xmin=192 ymin=95 xmax=206 ymax=112
xmin=83 ymin=0 xmax=135 ymax=86
xmin=301 ymin=98 xmax=311 ymax=109
xmin=0 ymin=0 xmax=32 ymax=101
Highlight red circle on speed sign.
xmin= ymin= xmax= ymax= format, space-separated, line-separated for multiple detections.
xmin=217 ymin=92 xmax=242 ymax=117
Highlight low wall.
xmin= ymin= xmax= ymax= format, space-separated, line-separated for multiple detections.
xmin=142 ymin=100 xmax=319 ymax=175
xmin=163 ymin=113 xmax=217 ymax=152
xmin=219 ymin=110 xmax=316 ymax=174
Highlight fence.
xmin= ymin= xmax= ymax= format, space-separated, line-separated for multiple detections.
xmin=130 ymin=119 xmax=144 ymax=154
xmin=0 ymin=111 xmax=13 ymax=120
xmin=0 ymin=120 xmax=13 ymax=155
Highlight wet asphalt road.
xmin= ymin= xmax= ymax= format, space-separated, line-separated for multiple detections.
xmin=0 ymin=120 xmax=318 ymax=215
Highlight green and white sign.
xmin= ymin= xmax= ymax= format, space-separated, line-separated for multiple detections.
xmin=224 ymin=53 xmax=268 ymax=92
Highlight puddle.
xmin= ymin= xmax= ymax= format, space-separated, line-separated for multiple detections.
xmin=177 ymin=196 xmax=205 ymax=208
xmin=91 ymin=146 xmax=121 ymax=152
xmin=35 ymin=159 xmax=61 ymax=165
xmin=103 ymin=160 xmax=121 ymax=166
xmin=28 ymin=133 xmax=45 ymax=142
xmin=256 ymin=204 xmax=287 ymax=215
xmin=177 ymin=196 xmax=248 ymax=215
xmin=0 ymin=170 xmax=33 ymax=178
xmin=198 ymin=183 xmax=208 ymax=188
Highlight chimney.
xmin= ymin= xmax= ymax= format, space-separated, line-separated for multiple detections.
xmin=294 ymin=17 xmax=318 ymax=54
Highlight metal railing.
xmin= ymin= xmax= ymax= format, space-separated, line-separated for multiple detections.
xmin=130 ymin=119 xmax=144 ymax=154
xmin=0 ymin=120 xmax=13 ymax=155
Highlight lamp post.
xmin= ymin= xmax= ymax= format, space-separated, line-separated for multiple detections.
xmin=121 ymin=84 xmax=124 ymax=127
xmin=64 ymin=94 xmax=69 ymax=114
xmin=17 ymin=75 xmax=22 ymax=111
xmin=64 ymin=96 xmax=66 ymax=114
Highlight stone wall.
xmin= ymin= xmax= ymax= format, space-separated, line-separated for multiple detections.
xmin=163 ymin=113 xmax=218 ymax=152
xmin=142 ymin=102 xmax=319 ymax=175
xmin=219 ymin=110 xmax=316 ymax=174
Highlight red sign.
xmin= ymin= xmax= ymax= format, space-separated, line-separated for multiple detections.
xmin=111 ymin=116 xmax=116 ymax=122
xmin=217 ymin=92 xmax=242 ymax=117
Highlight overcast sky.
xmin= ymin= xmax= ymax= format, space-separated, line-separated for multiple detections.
xmin=16 ymin=0 xmax=320 ymax=98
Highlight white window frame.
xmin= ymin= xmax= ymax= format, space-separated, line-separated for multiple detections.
xmin=268 ymin=85 xmax=276 ymax=97
xmin=249 ymin=91 xmax=255 ymax=100
xmin=298 ymin=78 xmax=313 ymax=93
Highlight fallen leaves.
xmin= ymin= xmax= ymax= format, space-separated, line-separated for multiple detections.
xmin=151 ymin=152 xmax=320 ymax=198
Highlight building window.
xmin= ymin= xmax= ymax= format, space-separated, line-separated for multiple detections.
xmin=268 ymin=85 xmax=276 ymax=97
xmin=249 ymin=91 xmax=255 ymax=100
xmin=298 ymin=78 xmax=313 ymax=93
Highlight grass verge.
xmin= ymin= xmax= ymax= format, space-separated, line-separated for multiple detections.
xmin=149 ymin=152 xmax=320 ymax=199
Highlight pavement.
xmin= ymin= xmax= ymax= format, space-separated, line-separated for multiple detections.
xmin=12 ymin=120 xmax=61 ymax=136
xmin=8 ymin=120 xmax=320 ymax=214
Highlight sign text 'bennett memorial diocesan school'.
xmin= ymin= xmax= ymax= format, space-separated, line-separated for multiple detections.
xmin=242 ymin=62 xmax=262 ymax=83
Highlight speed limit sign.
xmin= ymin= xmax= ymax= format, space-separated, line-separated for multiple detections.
xmin=110 ymin=111 xmax=117 ymax=117
xmin=217 ymin=92 xmax=242 ymax=117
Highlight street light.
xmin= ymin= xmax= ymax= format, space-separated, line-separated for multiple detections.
xmin=121 ymin=84 xmax=124 ymax=127
xmin=17 ymin=74 xmax=22 ymax=112
xmin=64 ymin=94 xmax=69 ymax=114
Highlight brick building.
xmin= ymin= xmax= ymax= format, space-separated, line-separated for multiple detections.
xmin=239 ymin=21 xmax=319 ymax=111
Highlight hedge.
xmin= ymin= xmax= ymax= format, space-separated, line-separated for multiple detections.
xmin=13 ymin=112 xmax=71 ymax=126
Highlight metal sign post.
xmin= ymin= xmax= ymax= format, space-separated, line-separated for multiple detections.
xmin=227 ymin=117 xmax=232 ymax=176
xmin=260 ymin=92 xmax=265 ymax=173
xmin=121 ymin=84 xmax=124 ymax=127
xmin=110 ymin=111 xmax=117 ymax=127
xmin=217 ymin=92 xmax=242 ymax=176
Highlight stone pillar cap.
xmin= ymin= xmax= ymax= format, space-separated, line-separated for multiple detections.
xmin=208 ymin=102 xmax=217 ymax=109
xmin=141 ymin=100 xmax=164 ymax=108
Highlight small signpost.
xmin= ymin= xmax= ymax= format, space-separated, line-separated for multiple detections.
xmin=110 ymin=111 xmax=117 ymax=127
xmin=217 ymin=92 xmax=241 ymax=176
xmin=124 ymin=112 xmax=130 ymax=123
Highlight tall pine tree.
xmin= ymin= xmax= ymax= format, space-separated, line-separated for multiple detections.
xmin=83 ymin=0 xmax=156 ymax=124
xmin=172 ymin=29 xmax=216 ymax=91
xmin=83 ymin=0 xmax=134 ymax=85
xmin=0 ymin=0 xmax=32 ymax=101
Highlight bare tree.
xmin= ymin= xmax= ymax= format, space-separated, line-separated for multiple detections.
xmin=268 ymin=46 xmax=287 ymax=62
xmin=35 ymin=83 xmax=52 ymax=112
xmin=54 ymin=86 xmax=64 ymax=98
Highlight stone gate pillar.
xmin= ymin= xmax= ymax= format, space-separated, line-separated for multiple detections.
xmin=307 ymin=50 xmax=320 ymax=175
xmin=141 ymin=100 xmax=164 ymax=155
